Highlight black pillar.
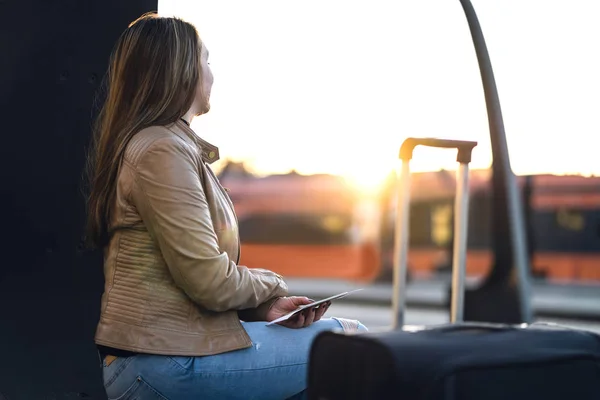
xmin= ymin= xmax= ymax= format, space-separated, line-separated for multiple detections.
xmin=455 ymin=0 xmax=533 ymax=323
xmin=0 ymin=1 xmax=156 ymax=398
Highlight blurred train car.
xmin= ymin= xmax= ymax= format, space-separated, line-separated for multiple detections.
xmin=219 ymin=162 xmax=600 ymax=283
xmin=218 ymin=162 xmax=382 ymax=281
xmin=378 ymin=170 xmax=600 ymax=283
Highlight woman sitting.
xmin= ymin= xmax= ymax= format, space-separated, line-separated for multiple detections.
xmin=85 ymin=12 xmax=367 ymax=400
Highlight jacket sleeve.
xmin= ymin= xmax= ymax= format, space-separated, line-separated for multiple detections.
xmin=130 ymin=137 xmax=288 ymax=312
xmin=237 ymin=296 xmax=282 ymax=322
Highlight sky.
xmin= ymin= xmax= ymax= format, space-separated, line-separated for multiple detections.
xmin=158 ymin=0 xmax=599 ymax=190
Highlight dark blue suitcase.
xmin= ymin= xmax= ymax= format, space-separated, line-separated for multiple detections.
xmin=308 ymin=322 xmax=600 ymax=400
xmin=307 ymin=139 xmax=600 ymax=399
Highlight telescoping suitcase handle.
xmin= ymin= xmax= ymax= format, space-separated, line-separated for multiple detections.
xmin=393 ymin=137 xmax=477 ymax=328
xmin=399 ymin=138 xmax=477 ymax=163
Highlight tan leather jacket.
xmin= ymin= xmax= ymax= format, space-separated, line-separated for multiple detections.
xmin=94 ymin=121 xmax=288 ymax=356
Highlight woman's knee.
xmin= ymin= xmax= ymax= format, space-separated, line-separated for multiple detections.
xmin=329 ymin=317 xmax=368 ymax=333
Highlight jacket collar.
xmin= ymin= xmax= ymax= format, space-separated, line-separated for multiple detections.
xmin=170 ymin=120 xmax=220 ymax=164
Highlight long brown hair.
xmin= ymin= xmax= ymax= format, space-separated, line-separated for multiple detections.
xmin=85 ymin=13 xmax=203 ymax=248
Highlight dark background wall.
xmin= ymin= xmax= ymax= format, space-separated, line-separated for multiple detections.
xmin=0 ymin=1 xmax=156 ymax=398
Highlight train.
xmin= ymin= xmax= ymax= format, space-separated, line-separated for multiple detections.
xmin=377 ymin=169 xmax=600 ymax=282
xmin=218 ymin=162 xmax=600 ymax=283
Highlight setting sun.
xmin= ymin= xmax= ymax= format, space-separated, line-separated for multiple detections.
xmin=342 ymin=161 xmax=395 ymax=196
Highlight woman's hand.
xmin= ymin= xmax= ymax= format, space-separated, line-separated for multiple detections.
xmin=266 ymin=296 xmax=330 ymax=329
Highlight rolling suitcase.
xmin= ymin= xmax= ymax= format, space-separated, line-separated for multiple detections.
xmin=307 ymin=138 xmax=600 ymax=400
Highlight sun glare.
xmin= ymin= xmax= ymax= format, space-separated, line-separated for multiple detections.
xmin=165 ymin=0 xmax=599 ymax=178
xmin=342 ymin=161 xmax=395 ymax=196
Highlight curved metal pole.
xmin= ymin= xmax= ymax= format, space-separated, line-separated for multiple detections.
xmin=457 ymin=0 xmax=534 ymax=323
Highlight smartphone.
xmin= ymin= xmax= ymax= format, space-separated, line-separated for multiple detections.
xmin=266 ymin=289 xmax=363 ymax=326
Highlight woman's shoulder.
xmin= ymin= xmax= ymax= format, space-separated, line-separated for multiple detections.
xmin=124 ymin=124 xmax=197 ymax=167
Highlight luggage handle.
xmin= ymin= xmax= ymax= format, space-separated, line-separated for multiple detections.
xmin=399 ymin=137 xmax=478 ymax=164
xmin=393 ymin=137 xmax=478 ymax=329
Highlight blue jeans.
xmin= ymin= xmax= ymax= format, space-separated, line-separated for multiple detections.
xmin=102 ymin=317 xmax=367 ymax=400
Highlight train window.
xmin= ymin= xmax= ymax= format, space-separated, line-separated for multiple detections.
xmin=320 ymin=215 xmax=351 ymax=233
xmin=431 ymin=204 xmax=453 ymax=246
xmin=556 ymin=208 xmax=585 ymax=231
